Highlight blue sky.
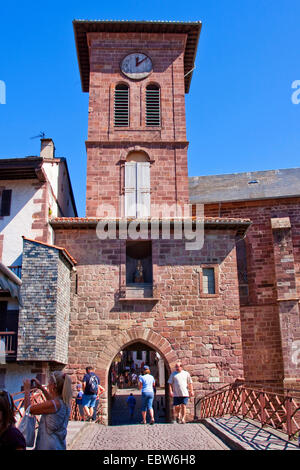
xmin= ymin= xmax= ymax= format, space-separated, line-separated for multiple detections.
xmin=0 ymin=1 xmax=299 ymax=216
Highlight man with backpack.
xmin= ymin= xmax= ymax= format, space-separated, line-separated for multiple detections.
xmin=82 ymin=366 xmax=102 ymax=421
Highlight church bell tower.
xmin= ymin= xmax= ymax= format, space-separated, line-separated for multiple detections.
xmin=73 ymin=20 xmax=202 ymax=219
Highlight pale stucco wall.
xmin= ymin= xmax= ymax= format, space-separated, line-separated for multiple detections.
xmin=0 ymin=180 xmax=44 ymax=266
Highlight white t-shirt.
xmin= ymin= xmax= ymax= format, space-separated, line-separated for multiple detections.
xmin=168 ymin=370 xmax=192 ymax=397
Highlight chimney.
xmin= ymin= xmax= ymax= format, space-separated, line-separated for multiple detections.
xmin=40 ymin=138 xmax=55 ymax=159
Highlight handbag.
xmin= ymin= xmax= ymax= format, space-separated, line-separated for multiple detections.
xmin=18 ymin=406 xmax=37 ymax=448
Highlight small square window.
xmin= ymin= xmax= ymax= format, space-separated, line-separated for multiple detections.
xmin=202 ymin=268 xmax=215 ymax=294
xmin=200 ymin=265 xmax=219 ymax=297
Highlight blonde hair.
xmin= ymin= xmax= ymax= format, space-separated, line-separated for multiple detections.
xmin=50 ymin=371 xmax=73 ymax=406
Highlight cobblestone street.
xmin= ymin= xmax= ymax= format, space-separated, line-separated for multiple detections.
xmin=69 ymin=390 xmax=229 ymax=450
xmin=70 ymin=422 xmax=229 ymax=450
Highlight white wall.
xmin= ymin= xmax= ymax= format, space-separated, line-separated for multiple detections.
xmin=43 ymin=161 xmax=76 ymax=217
xmin=0 ymin=180 xmax=44 ymax=266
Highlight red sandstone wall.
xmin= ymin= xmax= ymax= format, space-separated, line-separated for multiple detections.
xmin=85 ymin=32 xmax=189 ymax=217
xmin=204 ymin=198 xmax=300 ymax=392
xmin=87 ymin=32 xmax=187 ymax=142
xmin=54 ymin=227 xmax=244 ymax=420
xmin=86 ymin=144 xmax=189 ymax=217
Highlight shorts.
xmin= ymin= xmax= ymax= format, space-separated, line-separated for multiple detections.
xmin=82 ymin=394 xmax=97 ymax=408
xmin=173 ymin=396 xmax=189 ymax=406
xmin=141 ymin=392 xmax=154 ymax=411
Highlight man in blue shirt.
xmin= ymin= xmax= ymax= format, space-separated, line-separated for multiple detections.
xmin=82 ymin=366 xmax=101 ymax=421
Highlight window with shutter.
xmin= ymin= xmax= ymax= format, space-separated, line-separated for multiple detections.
xmin=146 ymin=85 xmax=160 ymax=127
xmin=125 ymin=162 xmax=137 ymax=217
xmin=124 ymin=154 xmax=150 ymax=218
xmin=0 ymin=190 xmax=12 ymax=217
xmin=114 ymin=84 xmax=129 ymax=127
xmin=137 ymin=162 xmax=150 ymax=218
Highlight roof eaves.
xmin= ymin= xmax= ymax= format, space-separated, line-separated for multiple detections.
xmin=72 ymin=19 xmax=202 ymax=94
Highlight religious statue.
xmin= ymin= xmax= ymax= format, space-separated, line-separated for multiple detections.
xmin=134 ymin=260 xmax=144 ymax=283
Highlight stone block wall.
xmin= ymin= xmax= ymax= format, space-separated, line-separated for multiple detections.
xmin=54 ymin=226 xmax=244 ymax=422
xmin=86 ymin=143 xmax=189 ymax=217
xmin=203 ymin=198 xmax=300 ymax=392
xmin=85 ymin=32 xmax=189 ymax=218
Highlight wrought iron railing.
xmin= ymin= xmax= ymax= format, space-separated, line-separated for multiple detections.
xmin=0 ymin=331 xmax=17 ymax=357
xmin=194 ymin=381 xmax=300 ymax=440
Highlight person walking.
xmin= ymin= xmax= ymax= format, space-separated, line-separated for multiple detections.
xmin=75 ymin=383 xmax=84 ymax=421
xmin=0 ymin=390 xmax=26 ymax=450
xmin=138 ymin=365 xmax=155 ymax=425
xmin=82 ymin=366 xmax=101 ymax=421
xmin=92 ymin=382 xmax=105 ymax=422
xmin=23 ymin=372 xmax=72 ymax=450
xmin=118 ymin=374 xmax=124 ymax=389
xmin=168 ymin=361 xmax=194 ymax=424
xmin=126 ymin=393 xmax=136 ymax=421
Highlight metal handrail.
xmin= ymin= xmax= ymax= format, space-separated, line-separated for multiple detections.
xmin=195 ymin=381 xmax=300 ymax=440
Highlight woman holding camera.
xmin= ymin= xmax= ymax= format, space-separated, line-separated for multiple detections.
xmin=23 ymin=371 xmax=72 ymax=450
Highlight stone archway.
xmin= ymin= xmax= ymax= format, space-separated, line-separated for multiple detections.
xmin=97 ymin=328 xmax=178 ymax=425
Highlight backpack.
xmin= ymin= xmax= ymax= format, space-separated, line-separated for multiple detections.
xmin=87 ymin=374 xmax=99 ymax=394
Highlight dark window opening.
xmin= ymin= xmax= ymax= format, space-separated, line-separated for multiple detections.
xmin=0 ymin=190 xmax=12 ymax=217
xmin=0 ymin=302 xmax=18 ymax=360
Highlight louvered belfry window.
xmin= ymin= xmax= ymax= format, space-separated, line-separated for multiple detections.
xmin=146 ymin=84 xmax=160 ymax=127
xmin=114 ymin=84 xmax=129 ymax=127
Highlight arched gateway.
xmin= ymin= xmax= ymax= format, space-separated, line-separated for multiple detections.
xmin=98 ymin=328 xmax=177 ymax=425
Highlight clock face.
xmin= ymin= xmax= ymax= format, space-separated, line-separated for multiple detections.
xmin=121 ymin=53 xmax=153 ymax=80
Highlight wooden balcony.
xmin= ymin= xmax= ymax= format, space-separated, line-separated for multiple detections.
xmin=0 ymin=331 xmax=17 ymax=361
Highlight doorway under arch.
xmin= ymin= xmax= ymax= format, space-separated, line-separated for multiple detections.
xmin=108 ymin=340 xmax=171 ymax=426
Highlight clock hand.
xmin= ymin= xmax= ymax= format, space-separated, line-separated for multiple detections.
xmin=136 ymin=56 xmax=148 ymax=67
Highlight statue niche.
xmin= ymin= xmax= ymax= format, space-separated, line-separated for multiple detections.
xmin=126 ymin=241 xmax=153 ymax=286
